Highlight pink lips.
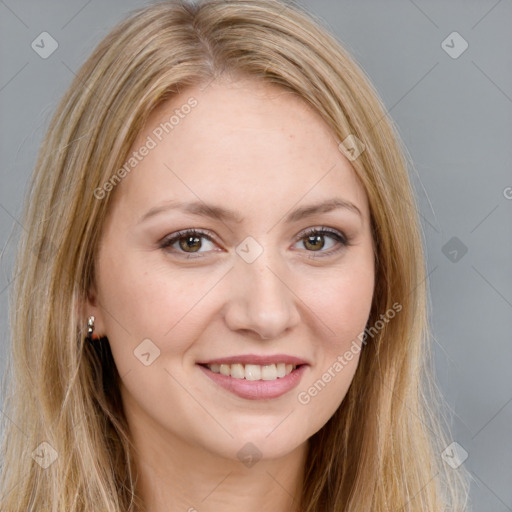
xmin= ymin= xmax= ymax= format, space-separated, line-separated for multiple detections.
xmin=197 ymin=361 xmax=308 ymax=400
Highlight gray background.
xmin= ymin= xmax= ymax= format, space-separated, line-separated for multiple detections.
xmin=1 ymin=0 xmax=511 ymax=510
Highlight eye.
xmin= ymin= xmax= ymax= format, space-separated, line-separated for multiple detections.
xmin=159 ymin=226 xmax=350 ymax=260
xmin=159 ymin=229 xmax=218 ymax=258
xmin=292 ymin=227 xmax=349 ymax=257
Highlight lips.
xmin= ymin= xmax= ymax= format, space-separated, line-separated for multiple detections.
xmin=196 ymin=354 xmax=309 ymax=366
xmin=195 ymin=353 xmax=310 ymax=400
xmin=197 ymin=362 xmax=308 ymax=400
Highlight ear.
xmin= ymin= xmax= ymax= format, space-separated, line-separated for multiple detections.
xmin=78 ymin=281 xmax=107 ymax=337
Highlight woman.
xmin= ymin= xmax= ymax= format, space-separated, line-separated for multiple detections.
xmin=0 ymin=0 xmax=469 ymax=510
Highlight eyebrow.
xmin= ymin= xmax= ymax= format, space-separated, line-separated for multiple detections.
xmin=138 ymin=197 xmax=363 ymax=225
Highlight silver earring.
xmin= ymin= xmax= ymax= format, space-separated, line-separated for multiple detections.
xmin=86 ymin=315 xmax=97 ymax=342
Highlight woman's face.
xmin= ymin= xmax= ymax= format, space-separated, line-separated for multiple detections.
xmin=88 ymin=78 xmax=375 ymax=463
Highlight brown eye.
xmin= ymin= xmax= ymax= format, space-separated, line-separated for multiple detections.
xmin=159 ymin=229 xmax=217 ymax=257
xmin=294 ymin=227 xmax=349 ymax=257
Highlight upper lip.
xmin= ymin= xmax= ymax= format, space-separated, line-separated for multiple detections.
xmin=197 ymin=354 xmax=309 ymax=366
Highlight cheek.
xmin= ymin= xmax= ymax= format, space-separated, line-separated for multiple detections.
xmin=299 ymin=259 xmax=375 ymax=347
xmin=98 ymin=242 xmax=236 ymax=375
xmin=292 ymin=257 xmax=373 ymax=428
xmin=96 ymin=247 xmax=222 ymax=359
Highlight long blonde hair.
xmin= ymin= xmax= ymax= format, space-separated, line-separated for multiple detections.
xmin=0 ymin=1 xmax=469 ymax=510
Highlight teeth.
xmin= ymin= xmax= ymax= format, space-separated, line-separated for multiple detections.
xmin=205 ymin=362 xmax=297 ymax=380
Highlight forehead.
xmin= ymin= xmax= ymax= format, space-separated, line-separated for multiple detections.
xmin=113 ymin=78 xmax=370 ymax=223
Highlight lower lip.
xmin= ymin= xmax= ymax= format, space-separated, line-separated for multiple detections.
xmin=197 ymin=364 xmax=308 ymax=400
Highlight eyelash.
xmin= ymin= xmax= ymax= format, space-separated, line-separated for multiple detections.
xmin=158 ymin=227 xmax=351 ymax=260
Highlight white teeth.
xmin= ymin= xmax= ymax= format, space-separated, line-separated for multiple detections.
xmin=204 ymin=362 xmax=298 ymax=380
xmin=245 ymin=364 xmax=261 ymax=381
xmin=261 ymin=364 xmax=275 ymax=380
xmin=230 ymin=363 xmax=244 ymax=379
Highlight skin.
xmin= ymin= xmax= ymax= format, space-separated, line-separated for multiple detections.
xmin=87 ymin=76 xmax=375 ymax=512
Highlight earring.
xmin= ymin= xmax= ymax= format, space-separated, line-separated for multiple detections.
xmin=86 ymin=315 xmax=102 ymax=342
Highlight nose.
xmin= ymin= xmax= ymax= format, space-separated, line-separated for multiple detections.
xmin=223 ymin=250 xmax=301 ymax=340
